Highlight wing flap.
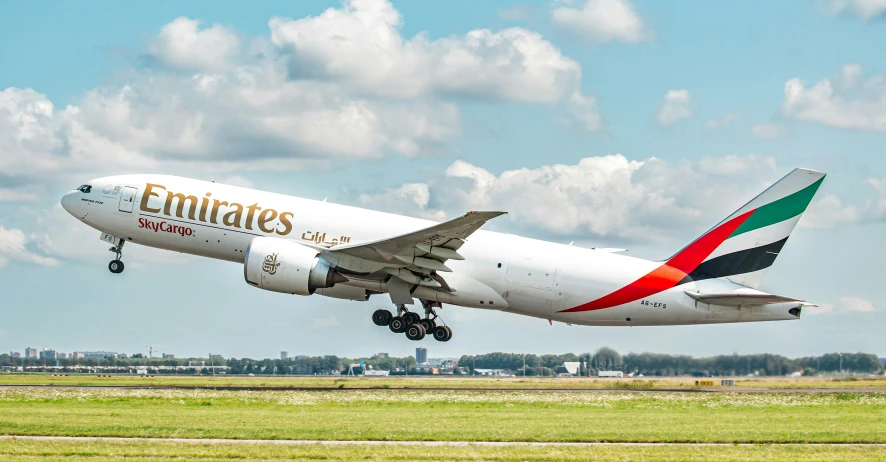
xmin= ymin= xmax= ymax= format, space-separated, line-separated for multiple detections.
xmin=685 ymin=290 xmax=801 ymax=307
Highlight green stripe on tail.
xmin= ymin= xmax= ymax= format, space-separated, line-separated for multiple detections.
xmin=728 ymin=177 xmax=824 ymax=239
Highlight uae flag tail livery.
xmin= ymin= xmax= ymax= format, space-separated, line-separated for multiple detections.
xmin=561 ymin=168 xmax=825 ymax=313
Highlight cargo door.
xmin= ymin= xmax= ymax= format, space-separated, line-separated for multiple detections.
xmin=118 ymin=186 xmax=137 ymax=213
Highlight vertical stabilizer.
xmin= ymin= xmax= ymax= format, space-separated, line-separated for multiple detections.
xmin=672 ymin=168 xmax=825 ymax=288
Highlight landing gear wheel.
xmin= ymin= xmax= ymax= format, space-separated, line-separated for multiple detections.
xmin=389 ymin=316 xmax=407 ymax=333
xmin=419 ymin=318 xmax=437 ymax=333
xmin=433 ymin=325 xmax=452 ymax=342
xmin=405 ymin=323 xmax=426 ymax=341
xmin=372 ymin=309 xmax=393 ymax=326
xmin=405 ymin=312 xmax=421 ymax=325
xmin=108 ymin=260 xmax=124 ymax=274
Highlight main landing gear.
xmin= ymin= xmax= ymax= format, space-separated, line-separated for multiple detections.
xmin=108 ymin=241 xmax=125 ymax=274
xmin=372 ymin=300 xmax=452 ymax=342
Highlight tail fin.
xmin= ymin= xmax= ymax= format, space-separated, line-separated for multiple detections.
xmin=670 ymin=168 xmax=825 ymax=289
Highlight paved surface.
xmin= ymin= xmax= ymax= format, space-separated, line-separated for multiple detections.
xmin=0 ymin=384 xmax=884 ymax=393
xmin=2 ymin=435 xmax=885 ymax=446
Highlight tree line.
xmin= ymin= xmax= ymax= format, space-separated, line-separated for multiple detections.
xmin=457 ymin=348 xmax=884 ymax=376
xmin=2 ymin=349 xmax=882 ymax=376
xmin=0 ymin=354 xmax=420 ymax=376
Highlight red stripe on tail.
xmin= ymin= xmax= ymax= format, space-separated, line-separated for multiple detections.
xmin=559 ymin=210 xmax=754 ymax=313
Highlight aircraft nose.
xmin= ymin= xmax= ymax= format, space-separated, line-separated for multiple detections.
xmin=60 ymin=191 xmax=78 ymax=215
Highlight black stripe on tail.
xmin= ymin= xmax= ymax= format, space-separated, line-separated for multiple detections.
xmin=677 ymin=237 xmax=789 ymax=285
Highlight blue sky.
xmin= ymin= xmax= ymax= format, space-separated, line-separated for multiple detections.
xmin=1 ymin=0 xmax=884 ymax=360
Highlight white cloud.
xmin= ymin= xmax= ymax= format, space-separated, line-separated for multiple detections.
xmin=751 ymin=122 xmax=787 ymax=139
xmin=357 ymin=183 xmax=447 ymax=220
xmin=0 ymin=188 xmax=39 ymax=202
xmin=704 ymin=113 xmax=740 ymax=130
xmin=551 ymin=0 xmax=649 ymax=43
xmin=799 ymin=194 xmax=861 ymax=229
xmin=148 ymin=17 xmax=241 ymax=71
xmin=781 ymin=64 xmax=886 ymax=131
xmin=431 ymin=153 xmax=777 ymax=241
xmin=311 ymin=316 xmax=343 ymax=328
xmin=867 ymin=177 xmax=886 ymax=217
xmin=1 ymin=1 xmax=604 ymax=205
xmin=838 ymin=296 xmax=876 ymax=312
xmin=0 ymin=225 xmax=58 ymax=268
xmin=269 ymin=0 xmax=586 ymax=104
xmin=567 ymin=91 xmax=604 ymax=131
xmin=656 ymin=89 xmax=692 ymax=126
xmin=820 ymin=0 xmax=886 ymax=20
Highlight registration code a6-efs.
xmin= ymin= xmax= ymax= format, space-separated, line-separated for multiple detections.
xmin=641 ymin=300 xmax=667 ymax=309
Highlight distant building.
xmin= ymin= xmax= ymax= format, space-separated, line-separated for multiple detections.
xmin=209 ymin=354 xmax=223 ymax=360
xmin=428 ymin=357 xmax=458 ymax=369
xmin=280 ymin=351 xmax=288 ymax=360
xmin=556 ymin=362 xmax=581 ymax=376
xmin=415 ymin=347 xmax=427 ymax=364
xmin=70 ymin=352 xmax=84 ymax=360
xmin=473 ymin=368 xmax=510 ymax=377
xmin=39 ymin=349 xmax=57 ymax=360
xmin=162 ymin=353 xmax=175 ymax=359
xmin=295 ymin=355 xmax=307 ymax=360
xmin=9 ymin=352 xmax=21 ymax=358
xmin=373 ymin=352 xmax=389 ymax=358
xmin=57 ymin=353 xmax=67 ymax=360
xmin=24 ymin=347 xmax=37 ymax=358
xmin=82 ymin=351 xmax=118 ymax=359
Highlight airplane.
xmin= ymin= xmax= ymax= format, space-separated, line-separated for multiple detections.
xmin=61 ymin=168 xmax=825 ymax=342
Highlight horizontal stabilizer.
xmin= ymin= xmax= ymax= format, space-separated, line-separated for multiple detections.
xmin=685 ymin=291 xmax=801 ymax=307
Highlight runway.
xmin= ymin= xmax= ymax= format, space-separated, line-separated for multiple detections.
xmin=2 ymin=435 xmax=885 ymax=447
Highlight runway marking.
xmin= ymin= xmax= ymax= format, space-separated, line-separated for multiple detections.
xmin=2 ymin=435 xmax=886 ymax=447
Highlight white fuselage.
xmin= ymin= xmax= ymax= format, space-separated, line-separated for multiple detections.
xmin=61 ymin=175 xmax=801 ymax=326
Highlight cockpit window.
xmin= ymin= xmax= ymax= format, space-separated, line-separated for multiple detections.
xmin=77 ymin=185 xmax=92 ymax=193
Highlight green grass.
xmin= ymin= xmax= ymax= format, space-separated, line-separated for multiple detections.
xmin=0 ymin=388 xmax=883 ymax=443
xmin=1 ymin=439 xmax=885 ymax=461
xmin=2 ymin=373 xmax=885 ymax=390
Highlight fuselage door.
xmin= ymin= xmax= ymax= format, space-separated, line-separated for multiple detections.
xmin=118 ymin=186 xmax=137 ymax=213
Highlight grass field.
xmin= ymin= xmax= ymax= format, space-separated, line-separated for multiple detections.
xmin=1 ymin=439 xmax=885 ymax=461
xmin=1 ymin=373 xmax=885 ymax=390
xmin=0 ymin=387 xmax=884 ymax=443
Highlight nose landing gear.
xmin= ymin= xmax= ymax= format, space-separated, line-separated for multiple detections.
xmin=371 ymin=300 xmax=452 ymax=342
xmin=108 ymin=241 xmax=125 ymax=274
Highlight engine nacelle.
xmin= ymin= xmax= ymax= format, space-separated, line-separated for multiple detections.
xmin=244 ymin=237 xmax=346 ymax=295
xmin=315 ymin=285 xmax=370 ymax=301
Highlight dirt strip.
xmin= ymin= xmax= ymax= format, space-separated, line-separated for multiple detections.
xmin=1 ymin=435 xmax=886 ymax=446
xmin=0 ymin=384 xmax=884 ymax=393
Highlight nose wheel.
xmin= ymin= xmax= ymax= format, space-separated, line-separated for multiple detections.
xmin=108 ymin=241 xmax=125 ymax=274
xmin=371 ymin=300 xmax=452 ymax=342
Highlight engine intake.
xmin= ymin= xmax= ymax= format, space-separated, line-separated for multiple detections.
xmin=244 ymin=237 xmax=346 ymax=295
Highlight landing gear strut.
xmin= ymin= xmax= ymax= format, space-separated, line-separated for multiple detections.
xmin=422 ymin=300 xmax=452 ymax=342
xmin=371 ymin=300 xmax=452 ymax=342
xmin=108 ymin=241 xmax=125 ymax=274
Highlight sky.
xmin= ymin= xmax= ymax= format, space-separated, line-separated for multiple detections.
xmin=1 ymin=0 xmax=885 ymax=360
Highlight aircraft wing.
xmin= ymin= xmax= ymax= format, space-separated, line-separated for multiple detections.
xmin=685 ymin=291 xmax=803 ymax=307
xmin=319 ymin=211 xmax=505 ymax=302
xmin=330 ymin=211 xmax=506 ymax=267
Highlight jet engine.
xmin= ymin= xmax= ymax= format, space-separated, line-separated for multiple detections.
xmin=315 ymin=285 xmax=370 ymax=301
xmin=244 ymin=237 xmax=347 ymax=295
